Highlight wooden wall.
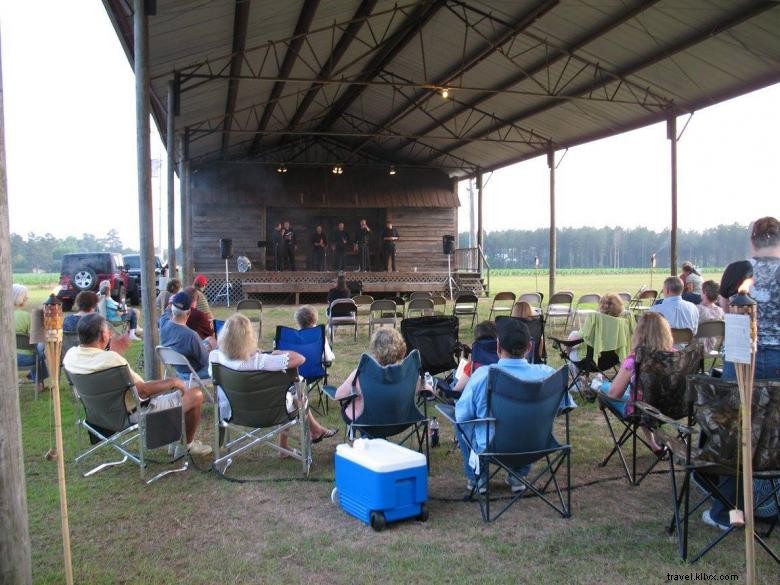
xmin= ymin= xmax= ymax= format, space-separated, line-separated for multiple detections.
xmin=189 ymin=163 xmax=458 ymax=273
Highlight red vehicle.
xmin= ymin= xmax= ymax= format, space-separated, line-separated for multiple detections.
xmin=56 ymin=252 xmax=137 ymax=311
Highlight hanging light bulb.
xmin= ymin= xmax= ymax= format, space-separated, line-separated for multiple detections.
xmin=388 ymin=165 xmax=396 ymax=176
xmin=332 ymin=164 xmax=343 ymax=175
xmin=277 ymin=164 xmax=287 ymax=174
xmin=441 ymin=87 xmax=450 ymax=99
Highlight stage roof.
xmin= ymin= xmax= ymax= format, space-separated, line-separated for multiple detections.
xmin=103 ymin=0 xmax=780 ymax=178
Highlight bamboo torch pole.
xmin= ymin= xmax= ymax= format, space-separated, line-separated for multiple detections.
xmin=42 ymin=295 xmax=74 ymax=585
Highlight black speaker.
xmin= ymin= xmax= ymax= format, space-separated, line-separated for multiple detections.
xmin=442 ymin=235 xmax=455 ymax=255
xmin=219 ymin=238 xmax=233 ymax=259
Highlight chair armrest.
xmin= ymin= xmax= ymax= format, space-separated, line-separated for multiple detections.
xmin=435 ymin=404 xmax=456 ymax=423
xmin=322 ymin=384 xmax=357 ymax=401
xmin=634 ymin=401 xmax=693 ymax=435
xmin=550 ymin=337 xmax=582 ymax=349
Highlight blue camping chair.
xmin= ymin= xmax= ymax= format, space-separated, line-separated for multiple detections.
xmin=437 ymin=367 xmax=571 ymax=522
xmin=470 ymin=338 xmax=499 ymax=370
xmin=275 ymin=324 xmax=329 ymax=415
xmin=326 ymin=350 xmax=429 ymax=460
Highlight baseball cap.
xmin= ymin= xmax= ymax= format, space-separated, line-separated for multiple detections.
xmin=193 ymin=274 xmax=208 ymax=287
xmin=496 ymin=317 xmax=530 ymax=354
xmin=171 ymin=291 xmax=192 ymax=311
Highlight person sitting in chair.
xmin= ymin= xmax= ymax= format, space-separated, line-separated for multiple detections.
xmin=327 ymin=274 xmax=351 ymax=314
xmin=565 ymin=293 xmax=626 ymax=369
xmin=294 ymin=305 xmax=335 ymax=363
xmin=209 ymin=313 xmax=337 ymax=448
xmin=192 ymin=274 xmax=213 ymax=320
xmin=649 ymin=276 xmax=699 ymax=336
xmin=63 ymin=291 xmax=100 ymax=332
xmin=456 ymin=318 xmax=556 ymax=494
xmin=436 ymin=321 xmax=496 ymax=398
xmin=13 ymin=283 xmax=49 ymax=392
xmin=63 ymin=313 xmax=211 ymax=456
xmin=99 ymin=280 xmax=143 ymax=341
xmin=159 ymin=291 xmax=217 ymax=380
xmin=511 ymin=301 xmax=534 ymax=318
xmin=157 ymin=278 xmax=181 ymax=314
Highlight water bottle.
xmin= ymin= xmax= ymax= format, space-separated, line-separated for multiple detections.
xmin=424 ymin=371 xmax=434 ymax=392
xmin=590 ymin=374 xmax=604 ymax=392
xmin=429 ymin=416 xmax=440 ymax=448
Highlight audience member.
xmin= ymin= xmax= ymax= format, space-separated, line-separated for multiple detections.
xmin=183 ymin=286 xmax=214 ymax=339
xmin=98 ymin=280 xmax=143 ymax=340
xmin=438 ymin=321 xmax=496 ymax=397
xmin=327 ymin=274 xmax=351 ymax=308
xmin=294 ymin=305 xmax=335 ymax=362
xmin=696 ymin=280 xmax=725 ymax=354
xmin=192 ymin=274 xmax=213 ymax=320
xmin=13 ymin=284 xmax=49 ymax=391
xmin=63 ymin=291 xmax=99 ymax=332
xmin=649 ymin=276 xmax=699 ymax=335
xmin=157 ymin=278 xmax=181 ymax=313
xmin=63 ymin=313 xmax=211 ymax=456
xmin=159 ymin=291 xmax=216 ymax=380
xmin=510 ymin=301 xmax=534 ymax=318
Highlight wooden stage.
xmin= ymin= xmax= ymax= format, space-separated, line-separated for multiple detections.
xmin=198 ymin=270 xmax=482 ymax=305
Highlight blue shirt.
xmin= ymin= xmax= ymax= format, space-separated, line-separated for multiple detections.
xmin=455 ymin=358 xmax=555 ymax=453
xmin=159 ymin=319 xmax=210 ymax=375
xmin=649 ymin=295 xmax=699 ymax=334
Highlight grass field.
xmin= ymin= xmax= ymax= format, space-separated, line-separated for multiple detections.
xmin=16 ymin=274 xmax=778 ymax=584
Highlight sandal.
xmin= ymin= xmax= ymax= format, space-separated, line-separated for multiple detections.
xmin=312 ymin=428 xmax=338 ymax=444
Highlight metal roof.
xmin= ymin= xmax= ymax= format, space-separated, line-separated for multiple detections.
xmin=103 ymin=0 xmax=780 ymax=178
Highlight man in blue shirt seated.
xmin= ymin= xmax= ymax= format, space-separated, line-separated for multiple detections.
xmin=649 ymin=276 xmax=700 ymax=337
xmin=455 ymin=318 xmax=556 ymax=494
xmin=159 ymin=291 xmax=217 ymax=380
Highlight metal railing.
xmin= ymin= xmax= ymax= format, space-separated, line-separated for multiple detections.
xmin=453 ymin=247 xmax=490 ymax=296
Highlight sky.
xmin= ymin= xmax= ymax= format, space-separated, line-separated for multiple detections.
xmin=1 ymin=0 xmax=778 ymax=250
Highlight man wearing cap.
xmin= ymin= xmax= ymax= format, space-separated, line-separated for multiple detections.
xmin=455 ymin=318 xmax=556 ymax=494
xmin=649 ymin=275 xmax=699 ymax=336
xmin=63 ymin=313 xmax=212 ymax=457
xmin=160 ymin=290 xmax=217 ymax=380
xmin=192 ymin=275 xmax=213 ymax=320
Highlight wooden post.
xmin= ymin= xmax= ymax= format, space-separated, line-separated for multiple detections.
xmin=0 ymin=37 xmax=33 ymax=585
xmin=547 ymin=146 xmax=557 ymax=300
xmin=166 ymin=80 xmax=177 ymax=278
xmin=135 ymin=0 xmax=159 ymax=379
xmin=181 ymin=156 xmax=193 ymax=284
xmin=476 ymin=170 xmax=483 ymax=273
xmin=667 ymin=112 xmax=678 ymax=276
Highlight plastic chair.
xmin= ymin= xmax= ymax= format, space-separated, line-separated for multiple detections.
xmin=368 ymin=299 xmax=397 ymax=335
xmin=327 ymin=298 xmax=358 ymax=343
xmin=544 ymin=291 xmax=574 ymax=332
xmin=211 ymin=363 xmax=311 ymax=479
xmin=274 ymin=324 xmax=329 ymax=415
xmin=452 ymin=293 xmax=479 ymax=329
xmin=406 ymin=298 xmax=434 ymax=318
xmin=67 ymin=365 xmax=188 ymax=483
xmin=401 ymin=315 xmax=460 ymax=376
xmin=436 ymin=367 xmax=571 ymax=522
xmin=236 ymin=299 xmax=263 ymax=342
xmin=488 ymin=291 xmax=516 ymax=321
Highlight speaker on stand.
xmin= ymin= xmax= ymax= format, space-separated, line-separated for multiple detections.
xmin=442 ymin=235 xmax=457 ymax=300
xmin=215 ymin=238 xmax=233 ymax=306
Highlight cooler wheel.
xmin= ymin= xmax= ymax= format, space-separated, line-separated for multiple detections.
xmin=370 ymin=511 xmax=386 ymax=532
xmin=330 ymin=487 xmax=338 ymax=504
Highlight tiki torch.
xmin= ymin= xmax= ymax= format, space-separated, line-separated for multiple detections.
xmin=42 ymin=294 xmax=74 ymax=585
xmin=650 ymin=253 xmax=656 ymax=289
xmin=534 ymin=256 xmax=540 ymax=293
xmin=728 ymin=286 xmax=757 ymax=584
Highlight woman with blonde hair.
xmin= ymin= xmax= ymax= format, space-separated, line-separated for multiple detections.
xmin=598 ymin=293 xmax=624 ymax=317
xmin=13 ymin=283 xmax=49 ymax=391
xmin=510 ymin=301 xmax=534 ymax=318
xmin=209 ymin=313 xmax=336 ymax=446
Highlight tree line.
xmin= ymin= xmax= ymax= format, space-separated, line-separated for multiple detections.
xmin=10 ymin=230 xmax=137 ymax=273
xmin=459 ymin=223 xmax=751 ymax=269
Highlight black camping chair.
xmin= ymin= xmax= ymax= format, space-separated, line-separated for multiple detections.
xmin=275 ymin=324 xmax=330 ymax=416
xmin=644 ymin=375 xmax=780 ymax=563
xmin=496 ymin=315 xmax=547 ymax=364
xmin=68 ymin=365 xmax=188 ymax=483
xmin=211 ymin=363 xmax=311 ymax=479
xmin=436 ymin=367 xmax=571 ymax=522
xmin=597 ymin=342 xmax=703 ymax=486
xmin=400 ymin=315 xmax=460 ymax=376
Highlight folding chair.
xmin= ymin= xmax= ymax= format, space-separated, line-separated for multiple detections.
xmin=275 ymin=324 xmax=329 ymax=416
xmin=545 ymin=291 xmax=574 ymax=332
xmin=617 ymin=292 xmax=633 ymax=305
xmin=400 ymin=315 xmax=460 ymax=377
xmin=629 ymin=289 xmax=658 ymax=317
xmin=97 ymin=297 xmax=129 ymax=335
xmin=68 ymin=365 xmax=188 ymax=483
xmin=650 ymin=375 xmax=780 ymax=563
xmin=597 ymin=342 xmax=703 ymax=486
xmin=470 ymin=338 xmax=499 ymax=369
xmin=211 ymin=364 xmax=311 ymax=479
xmin=368 ymin=299 xmax=397 ymax=335
xmin=16 ymin=334 xmax=41 ymax=399
xmin=410 ymin=292 xmax=432 ymax=300
xmin=488 ymin=291 xmax=516 ymax=321
xmin=431 ymin=294 xmax=447 ymax=315
xmin=327 ymin=298 xmax=358 ymax=343
xmin=406 ymin=297 xmax=434 ymax=318
xmin=236 ymin=298 xmax=263 ymax=342
xmin=496 ymin=315 xmax=547 ymax=364
xmin=352 ymin=294 xmax=374 ymax=329
xmin=571 ymin=293 xmax=601 ymax=330
xmin=694 ymin=320 xmax=724 ymax=374
xmin=156 ymin=346 xmax=214 ymax=403
xmin=671 ymin=328 xmax=694 ymax=347
xmin=453 ymin=293 xmax=479 ymax=329
xmin=325 ymin=350 xmax=428 ymax=459
xmin=61 ymin=331 xmax=80 ymax=390
xmin=517 ymin=292 xmax=543 ymax=309
xmin=436 ymin=367 xmax=571 ymax=522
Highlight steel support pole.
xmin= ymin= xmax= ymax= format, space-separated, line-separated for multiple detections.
xmin=667 ymin=112 xmax=678 ymax=276
xmin=476 ymin=170 xmax=483 ymax=273
xmin=134 ymin=0 xmax=159 ymax=379
xmin=166 ymin=80 xmax=177 ymax=278
xmin=182 ymin=159 xmax=193 ymax=284
xmin=547 ymin=147 xmax=556 ymax=299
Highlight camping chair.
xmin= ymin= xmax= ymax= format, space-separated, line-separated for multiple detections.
xmin=453 ymin=293 xmax=479 ymax=329
xmin=406 ymin=298 xmax=434 ymax=318
xmin=518 ymin=292 xmax=543 ymax=309
xmin=401 ymin=315 xmax=461 ymax=377
xmin=571 ymin=293 xmax=601 ymax=330
xmin=156 ymin=346 xmax=214 ymax=404
xmin=629 ymin=289 xmax=658 ymax=317
xmin=60 ymin=331 xmax=80 ymax=390
xmin=325 ymin=350 xmax=428 ymax=459
xmin=671 ymin=328 xmax=694 ymax=347
xmin=597 ymin=342 xmax=703 ymax=486
xmin=436 ymin=367 xmax=571 ymax=522
xmin=410 ymin=292 xmax=432 ymax=300
xmin=352 ymin=294 xmax=374 ymax=328
xmin=488 ymin=291 xmax=516 ymax=321
xmin=236 ymin=299 xmax=263 ymax=342
xmin=545 ymin=291 xmax=574 ymax=332
xmin=211 ymin=363 xmax=311 ymax=479
xmin=694 ymin=320 xmax=724 ymax=375
xmin=327 ymin=298 xmax=358 ymax=343
xmin=431 ymin=294 xmax=447 ymax=314
xmin=97 ymin=297 xmax=129 ymax=335
xmin=368 ymin=299 xmax=397 ymax=335
xmin=16 ymin=334 xmax=41 ymax=399
xmin=68 ymin=365 xmax=188 ymax=483
xmin=496 ymin=315 xmax=547 ymax=364
xmin=647 ymin=375 xmax=780 ymax=563
xmin=275 ymin=324 xmax=329 ymax=415
xmin=551 ymin=312 xmax=632 ymax=398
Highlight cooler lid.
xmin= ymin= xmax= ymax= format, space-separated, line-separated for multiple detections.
xmin=336 ymin=439 xmax=427 ymax=472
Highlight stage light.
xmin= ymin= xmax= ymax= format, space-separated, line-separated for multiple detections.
xmin=389 ymin=165 xmax=396 ymax=176
xmin=440 ymin=87 xmax=449 ymax=99
xmin=276 ymin=164 xmax=287 ymax=174
xmin=332 ymin=164 xmax=343 ymax=175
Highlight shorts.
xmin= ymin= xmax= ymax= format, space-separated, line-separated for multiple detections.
xmin=129 ymin=391 xmax=181 ymax=423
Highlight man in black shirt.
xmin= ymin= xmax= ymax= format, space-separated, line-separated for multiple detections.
xmin=332 ymin=221 xmax=350 ymax=271
xmin=271 ymin=222 xmax=283 ymax=271
xmin=281 ymin=220 xmax=296 ymax=271
xmin=311 ymin=225 xmax=327 ymax=271
xmin=382 ymin=221 xmax=399 ymax=272
xmin=356 ymin=219 xmax=371 ymax=272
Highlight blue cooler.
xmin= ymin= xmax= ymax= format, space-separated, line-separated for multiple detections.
xmin=332 ymin=439 xmax=428 ymax=531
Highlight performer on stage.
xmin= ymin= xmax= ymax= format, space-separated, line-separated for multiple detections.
xmin=271 ymin=222 xmax=283 ymax=271
xmin=332 ymin=222 xmax=350 ymax=271
xmin=356 ymin=218 xmax=371 ymax=272
xmin=382 ymin=221 xmax=399 ymax=272
xmin=281 ymin=220 xmax=296 ymax=271
xmin=312 ymin=225 xmax=327 ymax=271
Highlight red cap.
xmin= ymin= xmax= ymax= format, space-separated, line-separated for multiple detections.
xmin=193 ymin=274 xmax=208 ymax=287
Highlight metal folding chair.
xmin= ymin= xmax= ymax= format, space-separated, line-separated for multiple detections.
xmin=327 ymin=298 xmax=358 ymax=342
xmin=352 ymin=294 xmax=374 ymax=329
xmin=488 ymin=291 xmax=516 ymax=321
xmin=368 ymin=299 xmax=397 ymax=335
xmin=517 ymin=292 xmax=543 ymax=309
xmin=571 ymin=293 xmax=601 ymax=330
xmin=694 ymin=320 xmax=724 ymax=374
xmin=453 ymin=293 xmax=479 ymax=329
xmin=156 ymin=345 xmax=214 ymax=403
xmin=16 ymin=333 xmax=41 ymax=399
xmin=406 ymin=297 xmax=434 ymax=318
xmin=545 ymin=291 xmax=574 ymax=332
